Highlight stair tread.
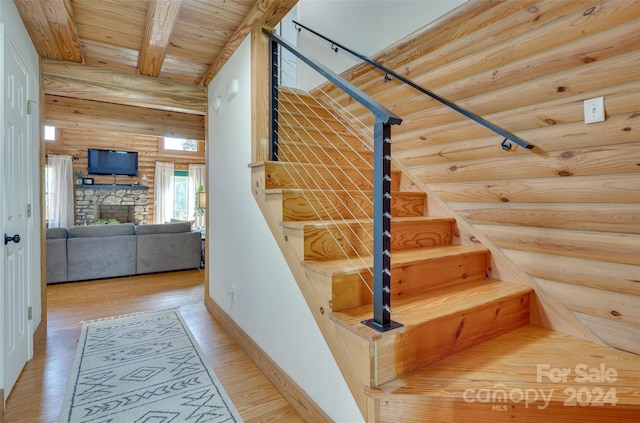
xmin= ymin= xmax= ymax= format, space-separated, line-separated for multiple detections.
xmin=332 ymin=279 xmax=530 ymax=331
xmin=281 ymin=216 xmax=454 ymax=229
xmin=304 ymin=244 xmax=488 ymax=276
xmin=367 ymin=324 xmax=640 ymax=405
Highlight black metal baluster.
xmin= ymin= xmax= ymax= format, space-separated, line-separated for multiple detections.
xmin=270 ymin=39 xmax=279 ymax=161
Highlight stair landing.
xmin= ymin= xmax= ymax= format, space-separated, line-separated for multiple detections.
xmin=367 ymin=324 xmax=640 ymax=422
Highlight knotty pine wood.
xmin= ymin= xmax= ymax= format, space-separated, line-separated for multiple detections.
xmin=16 ymin=0 xmax=260 ymax=85
xmin=41 ymin=60 xmax=207 ymax=115
xmin=305 ymin=245 xmax=490 ymax=313
xmin=137 ymin=0 xmax=182 ymax=78
xmin=430 ymin=174 xmax=639 ymax=204
xmin=199 ymin=0 xmax=297 ymax=85
xmin=277 ymin=141 xmax=374 ymax=167
xmin=394 ymin=111 xmax=640 ymax=166
xmin=315 ymin=0 xmax=640 ymax=356
xmin=45 ymin=95 xmax=205 ymax=140
xmin=278 ymin=189 xmax=426 ymax=221
xmin=251 ymin=25 xmax=271 ymax=162
xmin=505 ymin=249 xmax=640 ymax=296
xmin=369 ymin=324 xmax=640 ymax=422
xmin=284 ymin=216 xmax=454 ymax=261
xmin=536 ymin=278 xmax=640 ymax=328
xmin=389 ymin=80 xmax=640 ymax=154
xmin=13 ymin=0 xmax=82 ymax=62
xmin=451 ymin=202 xmax=640 ymax=234
xmin=334 ymin=280 xmax=531 ymax=384
xmin=410 ymin=143 xmax=640 ymax=183
xmin=263 ymin=161 xmax=400 ymax=191
xmin=0 ymin=270 xmax=305 ymax=423
xmin=575 ymin=313 xmax=640 ymax=355
xmin=45 ymin=128 xmax=205 ymax=224
xmin=476 ymin=224 xmax=640 ymax=266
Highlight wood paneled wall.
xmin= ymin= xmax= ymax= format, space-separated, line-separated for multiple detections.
xmin=318 ymin=0 xmax=640 ymax=354
xmin=45 ymin=128 xmax=205 ymax=224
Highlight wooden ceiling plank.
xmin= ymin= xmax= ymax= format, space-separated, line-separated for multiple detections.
xmin=199 ymin=0 xmax=298 ymax=86
xmin=14 ymin=0 xmax=64 ymax=60
xmin=138 ymin=0 xmax=183 ymax=77
xmin=43 ymin=0 xmax=83 ymax=62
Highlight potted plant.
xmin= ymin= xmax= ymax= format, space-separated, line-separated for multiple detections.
xmin=194 ymin=185 xmax=206 ymax=218
xmin=74 ymin=169 xmax=84 ymax=185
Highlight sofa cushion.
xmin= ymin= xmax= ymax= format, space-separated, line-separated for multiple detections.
xmin=68 ymin=223 xmax=135 ymax=238
xmin=136 ymin=231 xmax=201 ymax=274
xmin=67 ymin=234 xmax=136 ymax=281
xmin=46 ymin=227 xmax=68 ymax=239
xmin=135 ymin=222 xmax=191 ymax=235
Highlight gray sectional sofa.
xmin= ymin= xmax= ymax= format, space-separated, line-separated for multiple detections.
xmin=46 ymin=222 xmax=201 ymax=284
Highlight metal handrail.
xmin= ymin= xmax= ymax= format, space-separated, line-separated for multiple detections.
xmin=266 ymin=30 xmax=401 ymax=126
xmin=265 ymin=28 xmax=403 ymax=332
xmin=293 ymin=20 xmax=535 ymax=150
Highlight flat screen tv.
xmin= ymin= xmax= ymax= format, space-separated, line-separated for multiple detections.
xmin=87 ymin=149 xmax=138 ymax=176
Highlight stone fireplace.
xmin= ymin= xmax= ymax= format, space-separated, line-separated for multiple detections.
xmin=76 ymin=185 xmax=149 ymax=225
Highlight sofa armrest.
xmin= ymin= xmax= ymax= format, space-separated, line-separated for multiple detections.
xmin=46 ymin=238 xmax=68 ymax=284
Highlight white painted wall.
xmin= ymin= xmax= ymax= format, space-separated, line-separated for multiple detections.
xmin=207 ymin=37 xmax=363 ymax=422
xmin=292 ymin=0 xmax=466 ymax=89
xmin=0 ymin=0 xmax=41 ymax=394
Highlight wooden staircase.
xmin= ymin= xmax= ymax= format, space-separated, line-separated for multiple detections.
xmin=250 ymin=89 xmax=640 ymax=421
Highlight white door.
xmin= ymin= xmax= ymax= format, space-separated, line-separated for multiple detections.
xmin=2 ymin=28 xmax=31 ymax=399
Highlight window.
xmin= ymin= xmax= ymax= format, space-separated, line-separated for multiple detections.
xmin=173 ymin=170 xmax=189 ymax=220
xmin=44 ymin=165 xmax=52 ymax=225
xmin=164 ymin=137 xmax=198 ymax=152
xmin=44 ymin=125 xmax=56 ymax=141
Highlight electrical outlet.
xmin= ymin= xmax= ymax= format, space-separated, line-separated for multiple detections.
xmin=584 ymin=96 xmax=605 ymax=124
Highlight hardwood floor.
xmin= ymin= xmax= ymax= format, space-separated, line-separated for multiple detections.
xmin=0 ymin=270 xmax=305 ymax=423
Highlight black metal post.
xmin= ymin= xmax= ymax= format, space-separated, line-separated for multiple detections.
xmin=270 ymin=39 xmax=279 ymax=161
xmin=362 ymin=119 xmax=403 ymax=332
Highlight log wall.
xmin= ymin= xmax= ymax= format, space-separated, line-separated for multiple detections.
xmin=319 ymin=0 xmax=640 ymax=354
xmin=44 ymin=128 xmax=205 ymax=224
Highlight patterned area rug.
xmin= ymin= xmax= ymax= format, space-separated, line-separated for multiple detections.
xmin=59 ymin=308 xmax=243 ymax=422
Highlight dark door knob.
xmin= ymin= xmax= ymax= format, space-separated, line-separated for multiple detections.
xmin=4 ymin=234 xmax=20 ymax=245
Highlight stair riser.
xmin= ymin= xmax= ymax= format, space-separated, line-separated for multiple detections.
xmin=279 ymin=109 xmax=346 ymax=130
xmin=375 ymin=397 xmax=640 ymax=423
xmin=332 ymin=251 xmax=489 ymax=311
xmin=282 ymin=192 xmax=426 ymax=221
xmin=376 ymin=293 xmax=530 ymax=384
xmin=264 ymin=163 xmax=401 ymax=191
xmin=303 ymin=220 xmax=453 ymax=261
xmin=279 ymin=124 xmax=364 ymax=148
xmin=277 ymin=142 xmax=373 ymax=167
xmin=277 ymin=92 xmax=334 ymax=117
